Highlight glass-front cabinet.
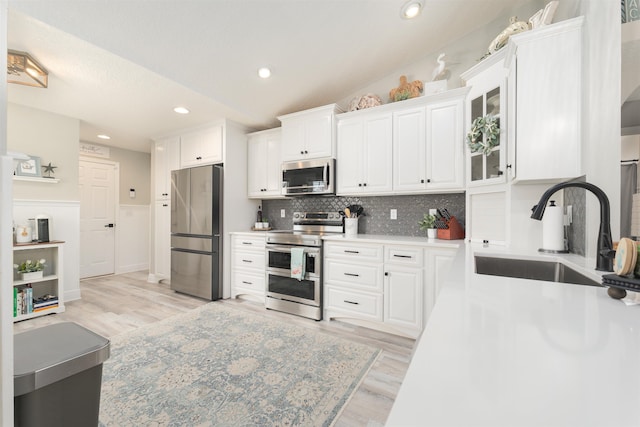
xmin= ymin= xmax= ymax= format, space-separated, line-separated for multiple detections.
xmin=462 ymin=50 xmax=508 ymax=186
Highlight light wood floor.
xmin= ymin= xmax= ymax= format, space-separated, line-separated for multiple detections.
xmin=13 ymin=271 xmax=415 ymax=426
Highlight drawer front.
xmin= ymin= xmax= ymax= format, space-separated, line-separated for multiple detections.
xmin=325 ymin=286 xmax=382 ymax=320
xmin=232 ymin=235 xmax=266 ymax=250
xmin=325 ymin=260 xmax=382 ymax=291
xmin=233 ymin=250 xmax=265 ymax=270
xmin=324 ymin=242 xmax=383 ymax=262
xmin=232 ymin=271 xmax=265 ymax=294
xmin=385 ymin=246 xmax=423 ymax=267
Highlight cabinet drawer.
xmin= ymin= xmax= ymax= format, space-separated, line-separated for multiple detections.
xmin=385 ymin=246 xmax=423 ymax=267
xmin=325 ymin=260 xmax=382 ymax=291
xmin=232 ymin=271 xmax=265 ymax=294
xmin=232 ymin=235 xmax=266 ymax=250
xmin=325 ymin=286 xmax=382 ymax=320
xmin=233 ymin=250 xmax=265 ymax=270
xmin=324 ymin=242 xmax=383 ymax=262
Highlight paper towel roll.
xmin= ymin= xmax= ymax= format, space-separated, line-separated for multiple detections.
xmin=542 ymin=201 xmax=564 ymax=251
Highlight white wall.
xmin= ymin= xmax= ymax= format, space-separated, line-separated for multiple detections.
xmin=117 ymin=204 xmax=150 ymax=274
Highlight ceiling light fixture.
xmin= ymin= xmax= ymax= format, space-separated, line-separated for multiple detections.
xmin=400 ymin=0 xmax=424 ymax=19
xmin=7 ymin=49 xmax=48 ymax=88
xmin=173 ymin=106 xmax=190 ymax=114
xmin=97 ymin=134 xmax=111 ymax=140
xmin=258 ymin=67 xmax=271 ymax=79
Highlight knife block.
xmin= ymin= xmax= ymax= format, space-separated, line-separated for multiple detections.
xmin=437 ymin=216 xmax=465 ymax=240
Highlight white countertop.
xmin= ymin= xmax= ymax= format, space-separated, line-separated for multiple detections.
xmin=322 ymin=233 xmax=462 ymax=248
xmin=386 ymin=243 xmax=640 ymax=427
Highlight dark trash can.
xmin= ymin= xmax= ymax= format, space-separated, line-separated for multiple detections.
xmin=14 ymin=322 xmax=110 ymax=427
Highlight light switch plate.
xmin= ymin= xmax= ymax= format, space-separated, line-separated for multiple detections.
xmin=390 ymin=209 xmax=397 ymax=220
xmin=280 ymin=209 xmax=286 ymax=218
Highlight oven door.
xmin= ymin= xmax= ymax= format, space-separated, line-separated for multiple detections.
xmin=265 ymin=245 xmax=321 ymax=306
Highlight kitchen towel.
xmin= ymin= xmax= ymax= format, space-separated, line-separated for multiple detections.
xmin=290 ymin=247 xmax=306 ymax=281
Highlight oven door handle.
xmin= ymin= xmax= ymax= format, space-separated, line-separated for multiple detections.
xmin=267 ymin=245 xmax=320 ymax=255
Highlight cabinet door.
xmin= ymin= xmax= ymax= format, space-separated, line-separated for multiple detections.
xmin=304 ymin=110 xmax=334 ymax=159
xmin=281 ymin=117 xmax=305 ymax=161
xmin=363 ymin=113 xmax=393 ymax=193
xmin=264 ymin=130 xmax=282 ymax=195
xmin=426 ymin=98 xmax=463 ymax=189
xmin=423 ymin=247 xmax=456 ymax=326
xmin=384 ymin=266 xmax=423 ymax=333
xmin=154 ymin=200 xmax=171 ymax=280
xmin=180 ymin=125 xmax=223 ymax=167
xmin=336 ymin=117 xmax=364 ymax=194
xmin=393 ymin=107 xmax=427 ymax=191
xmin=154 ymin=137 xmax=180 ymax=200
xmin=247 ymin=135 xmax=267 ymax=198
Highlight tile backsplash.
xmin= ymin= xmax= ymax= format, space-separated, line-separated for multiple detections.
xmin=261 ymin=193 xmax=466 ymax=237
xmin=564 ymin=187 xmax=586 ymax=256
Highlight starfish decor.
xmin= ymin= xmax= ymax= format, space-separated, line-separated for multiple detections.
xmin=42 ymin=162 xmax=57 ymax=178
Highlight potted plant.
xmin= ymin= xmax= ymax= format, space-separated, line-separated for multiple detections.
xmin=14 ymin=258 xmax=46 ymax=281
xmin=262 ymin=218 xmax=270 ymax=230
xmin=419 ymin=214 xmax=437 ymax=239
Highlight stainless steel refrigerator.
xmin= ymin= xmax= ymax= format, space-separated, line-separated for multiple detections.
xmin=170 ymin=164 xmax=223 ymax=300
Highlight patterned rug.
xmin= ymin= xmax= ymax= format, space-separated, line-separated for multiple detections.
xmin=99 ymin=302 xmax=380 ymax=426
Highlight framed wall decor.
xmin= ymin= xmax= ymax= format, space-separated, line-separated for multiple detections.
xmin=15 ymin=155 xmax=42 ymax=177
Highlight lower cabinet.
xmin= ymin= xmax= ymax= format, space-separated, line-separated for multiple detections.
xmin=324 ymin=240 xmax=455 ymax=339
xmin=230 ymin=233 xmax=266 ymax=302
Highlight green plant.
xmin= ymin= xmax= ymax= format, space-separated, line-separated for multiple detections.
xmin=418 ymin=214 xmax=436 ymax=230
xmin=14 ymin=259 xmax=46 ymax=273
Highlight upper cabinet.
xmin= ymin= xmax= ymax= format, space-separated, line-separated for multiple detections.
xmin=278 ymin=104 xmax=342 ymax=161
xmin=336 ymin=88 xmax=468 ymax=196
xmin=461 ymin=50 xmax=508 ymax=187
xmin=180 ymin=124 xmax=223 ymax=168
xmin=337 ymin=111 xmax=393 ymax=195
xmin=505 ymin=17 xmax=583 ymax=183
xmin=247 ymin=128 xmax=282 ymax=199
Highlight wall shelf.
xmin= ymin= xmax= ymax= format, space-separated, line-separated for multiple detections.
xmin=13 ymin=176 xmax=60 ymax=184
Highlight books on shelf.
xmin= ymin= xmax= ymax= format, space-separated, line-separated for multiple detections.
xmin=13 ymin=287 xmax=57 ymax=317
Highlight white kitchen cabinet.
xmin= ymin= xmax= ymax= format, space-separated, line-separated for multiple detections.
xmin=12 ymin=241 xmax=65 ymax=322
xmin=153 ymin=200 xmax=172 ymax=282
xmin=325 ymin=240 xmax=428 ymax=338
xmin=393 ymin=106 xmax=426 ymax=191
xmin=461 ymin=49 xmax=508 ymax=186
xmin=336 ymin=112 xmax=393 ymax=195
xmin=180 ymin=124 xmax=223 ymax=168
xmin=425 ymin=96 xmax=465 ymax=189
xmin=506 ymin=17 xmax=583 ymax=183
xmin=230 ymin=233 xmax=266 ymax=302
xmin=153 ymin=136 xmax=179 ymax=200
xmin=278 ymin=104 xmax=341 ymax=161
xmin=247 ymin=128 xmax=282 ymax=199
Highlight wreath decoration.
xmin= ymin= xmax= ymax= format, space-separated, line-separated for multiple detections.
xmin=466 ymin=115 xmax=500 ymax=156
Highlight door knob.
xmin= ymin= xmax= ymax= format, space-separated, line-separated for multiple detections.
xmin=104 ymin=223 xmax=115 ymax=228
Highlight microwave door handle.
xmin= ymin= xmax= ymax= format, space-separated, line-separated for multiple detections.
xmin=323 ymin=162 xmax=328 ymax=185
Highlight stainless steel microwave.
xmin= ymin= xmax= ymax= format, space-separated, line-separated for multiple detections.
xmin=281 ymin=158 xmax=335 ymax=196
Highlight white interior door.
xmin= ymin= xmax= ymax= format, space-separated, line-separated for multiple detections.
xmin=79 ymin=159 xmax=117 ymax=278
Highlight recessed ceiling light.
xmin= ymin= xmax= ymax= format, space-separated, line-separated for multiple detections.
xmin=401 ymin=0 xmax=424 ymax=19
xmin=258 ymin=67 xmax=271 ymax=79
xmin=173 ymin=106 xmax=190 ymax=114
xmin=97 ymin=134 xmax=111 ymax=140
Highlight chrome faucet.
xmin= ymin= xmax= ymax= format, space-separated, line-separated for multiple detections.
xmin=531 ymin=180 xmax=614 ymax=272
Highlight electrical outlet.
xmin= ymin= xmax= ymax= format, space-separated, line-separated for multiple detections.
xmin=280 ymin=209 xmax=286 ymax=218
xmin=566 ymin=205 xmax=572 ymax=224
xmin=429 ymin=208 xmax=437 ymax=216
xmin=390 ymin=209 xmax=397 ymax=220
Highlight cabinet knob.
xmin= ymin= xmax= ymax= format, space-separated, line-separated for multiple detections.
xmin=300 ymin=151 xmax=304 ymax=155
xmin=506 ymin=164 xmax=512 ymax=169
xmin=358 ymin=183 xmax=362 ymax=187
xmin=420 ymin=179 xmax=424 ymax=184
xmin=427 ymin=179 xmax=431 ymax=183
xmin=363 ymin=183 xmax=367 ymax=187
xmin=196 ymin=156 xmax=202 ymax=160
xmin=304 ymin=150 xmax=308 ymax=154
xmin=497 ymin=170 xmax=504 ymax=176
xmin=384 ymin=272 xmax=389 ymax=276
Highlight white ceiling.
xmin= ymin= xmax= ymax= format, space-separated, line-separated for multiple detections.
xmin=8 ymin=0 xmax=548 ymax=153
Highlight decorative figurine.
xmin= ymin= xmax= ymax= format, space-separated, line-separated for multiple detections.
xmin=42 ymin=162 xmax=57 ymax=178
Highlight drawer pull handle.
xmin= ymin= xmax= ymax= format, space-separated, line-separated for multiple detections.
xmin=242 ymin=259 xmax=252 ymax=263
xmin=393 ymin=254 xmax=412 ymax=259
xmin=344 ymin=250 xmax=360 ymax=254
xmin=241 ymin=242 xmax=253 ymax=245
xmin=344 ymin=300 xmax=359 ymax=305
xmin=344 ymin=273 xmax=360 ymax=277
xmin=241 ymin=281 xmax=252 ymax=285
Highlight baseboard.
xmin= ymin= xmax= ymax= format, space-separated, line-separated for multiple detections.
xmin=117 ymin=263 xmax=148 ymax=275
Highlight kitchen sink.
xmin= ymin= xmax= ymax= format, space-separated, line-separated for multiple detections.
xmin=474 ymin=256 xmax=602 ymax=287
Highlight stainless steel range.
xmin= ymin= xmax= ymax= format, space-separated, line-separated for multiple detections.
xmin=265 ymin=212 xmax=343 ymax=320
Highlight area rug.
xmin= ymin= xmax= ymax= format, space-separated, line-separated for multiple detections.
xmin=99 ymin=302 xmax=380 ymax=426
